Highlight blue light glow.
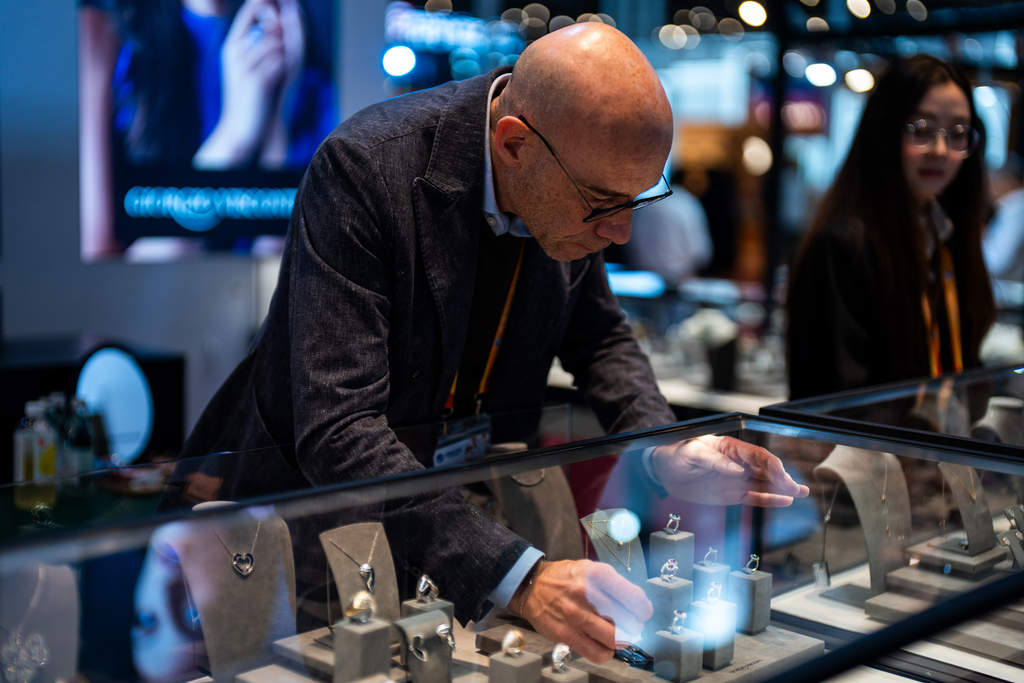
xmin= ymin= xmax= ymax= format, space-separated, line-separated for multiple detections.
xmin=383 ymin=46 xmax=416 ymax=77
xmin=607 ymin=510 xmax=642 ymax=543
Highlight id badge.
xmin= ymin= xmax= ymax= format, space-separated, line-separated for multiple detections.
xmin=432 ymin=414 xmax=491 ymax=467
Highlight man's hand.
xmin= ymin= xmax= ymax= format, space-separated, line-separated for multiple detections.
xmin=513 ymin=559 xmax=652 ymax=663
xmin=652 ymin=435 xmax=809 ymax=507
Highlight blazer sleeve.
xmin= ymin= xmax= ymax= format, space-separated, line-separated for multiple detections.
xmin=786 ymin=225 xmax=874 ymax=401
xmin=289 ymin=138 xmax=529 ymax=624
xmin=556 ymin=251 xmax=676 ymax=435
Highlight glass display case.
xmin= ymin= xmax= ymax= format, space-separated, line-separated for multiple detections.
xmin=1 ymin=413 xmax=1023 ymax=683
xmin=761 ymin=364 xmax=1024 ymax=460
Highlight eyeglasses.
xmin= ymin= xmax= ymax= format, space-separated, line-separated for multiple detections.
xmin=517 ymin=116 xmax=672 ymax=223
xmin=903 ymin=119 xmax=980 ymax=159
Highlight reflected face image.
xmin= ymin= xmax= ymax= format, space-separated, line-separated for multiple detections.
xmin=901 ymin=80 xmax=972 ymax=205
xmin=131 ymin=543 xmax=199 ymax=682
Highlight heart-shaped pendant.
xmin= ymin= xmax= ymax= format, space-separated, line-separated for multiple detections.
xmin=359 ymin=564 xmax=375 ymax=593
xmin=233 ymin=552 xmax=254 ymax=576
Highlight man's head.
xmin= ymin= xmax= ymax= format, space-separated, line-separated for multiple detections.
xmin=490 ymin=23 xmax=674 ymax=261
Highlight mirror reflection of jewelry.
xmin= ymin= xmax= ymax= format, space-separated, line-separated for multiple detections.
xmin=0 ymin=566 xmax=49 ymax=683
xmin=345 ymin=591 xmax=376 ymax=624
xmin=670 ymin=610 xmax=687 ymax=635
xmin=665 ymin=513 xmax=680 ymax=534
xmin=706 ymin=581 xmax=722 ymax=603
xmin=745 ymin=554 xmax=759 ymax=574
xmin=551 ymin=643 xmax=572 ymax=671
xmin=213 ymin=521 xmax=261 ymax=577
xmin=703 ymin=547 xmax=717 ymax=567
xmin=436 ymin=624 xmax=456 ymax=652
xmin=501 ymin=629 xmax=525 ymax=657
xmin=416 ymin=574 xmax=440 ymax=602
xmin=660 ymin=559 xmax=679 ymax=582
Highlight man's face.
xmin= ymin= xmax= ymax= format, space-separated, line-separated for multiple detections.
xmin=512 ymin=133 xmax=666 ymax=262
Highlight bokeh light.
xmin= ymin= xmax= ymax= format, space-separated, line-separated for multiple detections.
xmin=876 ymin=0 xmax=896 ymax=14
xmin=382 ymin=46 xmax=416 ymax=77
xmin=806 ymin=17 xmax=829 ymax=31
xmin=549 ymin=15 xmax=574 ymax=31
xmin=738 ymin=1 xmax=767 ymax=27
xmin=719 ymin=18 xmax=745 ymax=40
xmin=907 ymin=0 xmax=928 ymax=21
xmin=658 ymin=24 xmax=688 ymax=49
xmin=783 ymin=50 xmax=808 ymax=78
xmin=844 ymin=68 xmax=875 ymax=92
xmin=847 ymin=0 xmax=870 ymax=19
xmin=607 ymin=510 xmax=642 ymax=543
xmin=742 ymin=136 xmax=773 ymax=176
xmin=805 ymin=63 xmax=837 ymax=87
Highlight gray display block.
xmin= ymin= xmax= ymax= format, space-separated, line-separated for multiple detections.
xmin=728 ymin=570 xmax=771 ymax=635
xmin=653 ymin=629 xmax=702 ymax=682
xmin=402 ymin=597 xmax=455 ymax=627
xmin=648 ymin=530 xmax=695 ymax=582
xmin=864 ymin=591 xmax=931 ymax=623
xmin=692 ymin=563 xmax=730 ymax=605
xmin=235 ymin=664 xmax=319 ymax=683
xmin=477 ymin=624 xmax=823 ymax=683
xmin=489 ymin=650 xmax=543 ymax=683
xmin=910 ymin=537 xmax=1007 ymax=575
xmin=334 ymin=618 xmax=391 ymax=683
xmin=689 ymin=599 xmax=737 ymax=671
xmin=394 ymin=611 xmax=452 ymax=683
xmin=641 ymin=577 xmax=693 ymax=652
xmin=886 ymin=565 xmax=1006 ymax=601
xmin=541 ymin=666 xmax=588 ymax=683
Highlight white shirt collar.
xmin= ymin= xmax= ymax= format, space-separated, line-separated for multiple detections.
xmin=483 ymin=73 xmax=531 ymax=238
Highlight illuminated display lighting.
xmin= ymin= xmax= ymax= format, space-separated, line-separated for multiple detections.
xmin=738 ymin=1 xmax=767 ymax=27
xmin=383 ymin=45 xmax=416 ymax=77
xmin=805 ymin=63 xmax=837 ymax=87
xmin=847 ymin=0 xmax=870 ymax=19
xmin=844 ymin=68 xmax=875 ymax=92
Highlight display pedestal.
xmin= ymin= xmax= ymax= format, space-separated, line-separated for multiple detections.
xmin=727 ymin=570 xmax=771 ymax=635
xmin=937 ymin=463 xmax=997 ymax=556
xmin=334 ymin=618 xmax=391 ymax=683
xmin=908 ymin=537 xmax=1007 ymax=576
xmin=542 ymin=665 xmax=589 ymax=683
xmin=0 ymin=563 xmax=79 ymax=683
xmin=689 ymin=599 xmax=736 ymax=670
xmin=402 ymin=597 xmax=455 ymax=627
xmin=477 ymin=625 xmax=824 ymax=683
xmin=692 ymin=563 xmax=729 ymax=607
xmin=580 ymin=510 xmax=647 ymax=589
xmin=641 ymin=577 xmax=693 ymax=653
xmin=653 ymin=629 xmax=702 ymax=682
xmin=489 ymin=651 xmax=543 ymax=683
xmin=394 ymin=612 xmax=453 ymax=683
xmin=648 ymin=530 xmax=695 ymax=582
xmin=885 ymin=565 xmax=1006 ymax=601
xmin=320 ymin=523 xmax=400 ymax=623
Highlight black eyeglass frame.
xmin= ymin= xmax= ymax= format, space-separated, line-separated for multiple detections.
xmin=517 ymin=116 xmax=672 ymax=223
xmin=903 ymin=118 xmax=981 ymax=160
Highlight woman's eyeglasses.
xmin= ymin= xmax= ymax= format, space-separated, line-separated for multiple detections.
xmin=903 ymin=119 xmax=980 ymax=159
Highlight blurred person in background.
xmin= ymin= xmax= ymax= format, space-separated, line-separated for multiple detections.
xmin=622 ymin=169 xmax=713 ymax=287
xmin=982 ymin=154 xmax=1024 ymax=282
xmin=787 ymin=55 xmax=995 ymax=400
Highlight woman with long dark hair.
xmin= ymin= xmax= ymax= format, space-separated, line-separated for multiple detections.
xmin=787 ymin=55 xmax=995 ymax=399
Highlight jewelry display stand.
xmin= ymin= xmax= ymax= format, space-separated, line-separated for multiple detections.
xmin=935 ymin=463 xmax=997 ymax=556
xmin=648 ymin=517 xmax=694 ymax=583
xmin=728 ymin=563 xmax=771 ymax=635
xmin=0 ymin=563 xmax=78 ymax=683
xmin=653 ymin=628 xmax=703 ymax=683
xmin=320 ymin=523 xmax=400 ymax=623
xmin=401 ymin=576 xmax=455 ymax=626
xmin=333 ymin=617 xmax=391 ymax=683
xmin=580 ymin=510 xmax=647 ymax=588
xmin=641 ymin=574 xmax=693 ymax=654
xmin=542 ymin=660 xmax=589 ymax=683
xmin=489 ymin=649 xmax=543 ymax=683
xmin=492 ymin=462 xmax=585 ymax=562
xmin=970 ymin=396 xmax=1024 ymax=446
xmin=813 ymin=447 xmax=911 ymax=605
xmin=691 ymin=552 xmax=729 ymax=607
xmin=174 ymin=506 xmax=297 ymax=682
xmin=394 ymin=611 xmax=453 ymax=683
xmin=689 ymin=596 xmax=736 ymax=671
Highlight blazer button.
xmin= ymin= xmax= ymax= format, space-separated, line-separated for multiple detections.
xmin=410 ymin=369 xmax=422 ymax=383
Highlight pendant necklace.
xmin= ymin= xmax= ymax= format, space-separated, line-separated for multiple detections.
xmin=586 ymin=520 xmax=632 ymax=571
xmin=813 ymin=484 xmax=839 ymax=587
xmin=213 ymin=521 xmax=261 ymax=577
xmin=329 ymin=527 xmax=381 ymax=594
xmin=946 ymin=466 xmax=977 ymax=502
xmin=860 ymin=456 xmax=895 ymax=539
xmin=1 ymin=566 xmax=49 ymax=683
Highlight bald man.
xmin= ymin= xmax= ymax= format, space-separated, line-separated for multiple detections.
xmin=172 ymin=24 xmax=807 ymax=662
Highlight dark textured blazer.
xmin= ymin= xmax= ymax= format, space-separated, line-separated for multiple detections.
xmin=169 ymin=67 xmax=675 ymax=623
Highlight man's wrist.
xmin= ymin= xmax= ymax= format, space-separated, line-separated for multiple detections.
xmin=512 ymin=558 xmax=548 ymax=616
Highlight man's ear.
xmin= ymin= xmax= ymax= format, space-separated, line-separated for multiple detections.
xmin=493 ymin=116 xmax=530 ymax=168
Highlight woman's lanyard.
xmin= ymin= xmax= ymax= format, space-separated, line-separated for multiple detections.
xmin=920 ymin=245 xmax=963 ymax=378
xmin=444 ymin=240 xmax=526 ymax=417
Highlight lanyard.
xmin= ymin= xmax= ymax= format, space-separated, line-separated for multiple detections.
xmin=444 ymin=240 xmax=526 ymax=417
xmin=920 ymin=245 xmax=963 ymax=378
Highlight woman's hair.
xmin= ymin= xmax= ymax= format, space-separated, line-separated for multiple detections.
xmin=792 ymin=54 xmax=995 ymax=375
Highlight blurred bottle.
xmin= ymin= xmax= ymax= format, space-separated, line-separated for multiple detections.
xmin=14 ymin=400 xmax=58 ymax=510
xmin=63 ymin=399 xmax=96 ymax=490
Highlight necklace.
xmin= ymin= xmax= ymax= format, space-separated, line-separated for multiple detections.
xmin=328 ymin=527 xmax=381 ymax=594
xmin=213 ymin=521 xmax=261 ymax=577
xmin=859 ymin=456 xmax=894 ymax=539
xmin=946 ymin=466 xmax=977 ymax=502
xmin=586 ymin=520 xmax=632 ymax=571
xmin=1 ymin=566 xmax=49 ymax=683
xmin=813 ymin=484 xmax=840 ymax=587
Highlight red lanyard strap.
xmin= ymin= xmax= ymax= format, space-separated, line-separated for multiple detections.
xmin=920 ymin=245 xmax=963 ymax=378
xmin=444 ymin=240 xmax=526 ymax=416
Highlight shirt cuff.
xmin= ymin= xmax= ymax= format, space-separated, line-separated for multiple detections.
xmin=487 ymin=546 xmax=545 ymax=608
